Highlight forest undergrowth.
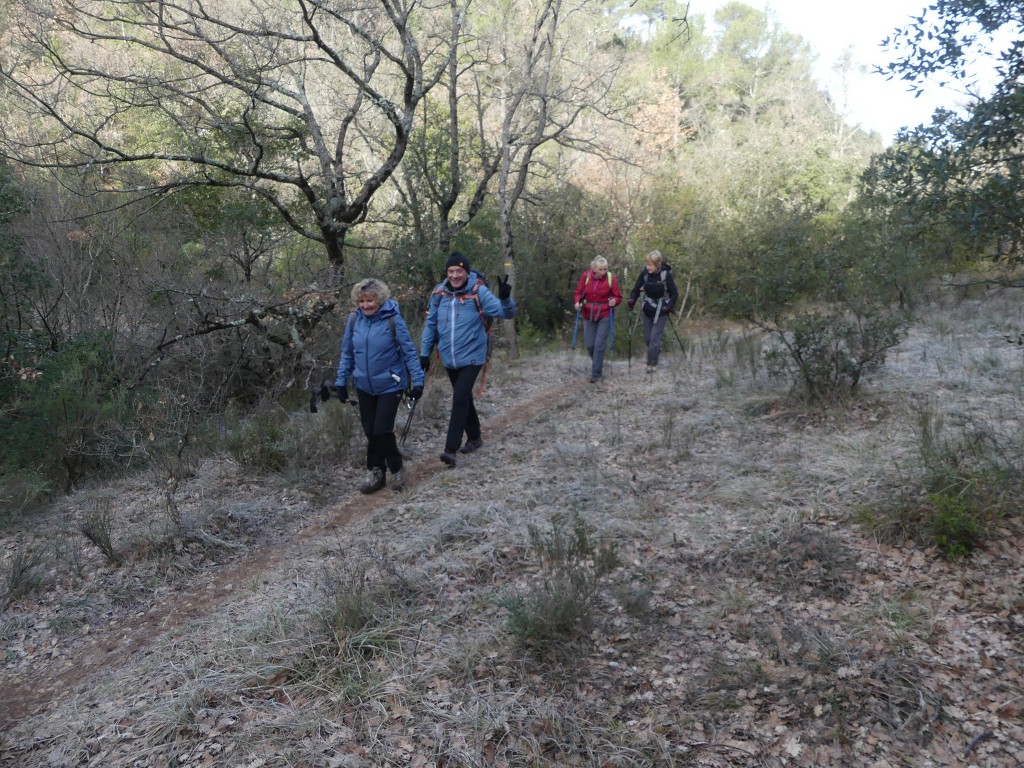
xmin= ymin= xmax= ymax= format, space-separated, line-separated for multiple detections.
xmin=1 ymin=292 xmax=1023 ymax=767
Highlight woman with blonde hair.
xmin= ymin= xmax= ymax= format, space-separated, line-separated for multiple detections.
xmin=627 ymin=250 xmax=679 ymax=371
xmin=335 ymin=278 xmax=424 ymax=493
xmin=573 ymin=255 xmax=622 ymax=383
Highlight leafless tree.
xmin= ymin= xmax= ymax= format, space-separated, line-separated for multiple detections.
xmin=0 ymin=0 xmax=465 ymax=276
xmin=485 ymin=0 xmax=629 ymax=354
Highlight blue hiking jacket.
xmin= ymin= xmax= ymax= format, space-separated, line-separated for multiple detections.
xmin=420 ymin=272 xmax=516 ymax=369
xmin=335 ymin=299 xmax=424 ymax=395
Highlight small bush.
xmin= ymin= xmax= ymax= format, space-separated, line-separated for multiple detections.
xmin=501 ymin=511 xmax=619 ymax=650
xmin=1 ymin=536 xmax=47 ymax=609
xmin=225 ymin=409 xmax=290 ymax=472
xmin=926 ymin=492 xmax=986 ymax=560
xmin=79 ymin=503 xmax=122 ymax=565
xmin=225 ymin=400 xmax=355 ymax=476
xmin=0 ymin=468 xmax=51 ymax=519
xmin=762 ymin=307 xmax=906 ymax=401
xmin=320 ymin=544 xmax=422 ymax=656
xmin=859 ymin=405 xmax=1021 ymax=558
xmin=1 ymin=332 xmax=143 ymax=493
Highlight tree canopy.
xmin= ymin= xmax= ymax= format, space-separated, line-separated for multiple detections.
xmin=871 ymin=0 xmax=1024 ymax=261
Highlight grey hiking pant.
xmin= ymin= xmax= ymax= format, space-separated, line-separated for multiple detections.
xmin=583 ymin=316 xmax=611 ymax=378
xmin=642 ymin=313 xmax=668 ymax=366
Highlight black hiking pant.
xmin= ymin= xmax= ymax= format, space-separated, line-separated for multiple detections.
xmin=444 ymin=364 xmax=483 ymax=453
xmin=356 ymin=389 xmax=403 ymax=473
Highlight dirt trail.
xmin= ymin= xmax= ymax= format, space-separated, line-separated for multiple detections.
xmin=0 ymin=372 xmax=582 ymax=730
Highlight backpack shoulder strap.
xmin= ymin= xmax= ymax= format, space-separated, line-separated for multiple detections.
xmin=345 ymin=310 xmax=358 ymax=340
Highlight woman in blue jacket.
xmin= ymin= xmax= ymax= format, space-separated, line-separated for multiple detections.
xmin=419 ymin=252 xmax=516 ymax=467
xmin=336 ymin=278 xmax=424 ymax=494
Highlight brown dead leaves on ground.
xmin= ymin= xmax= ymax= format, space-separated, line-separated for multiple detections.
xmin=2 ymin=299 xmax=1024 ymax=767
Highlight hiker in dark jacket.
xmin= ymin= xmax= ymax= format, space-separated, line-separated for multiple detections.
xmin=420 ymin=252 xmax=516 ymax=468
xmin=335 ymin=278 xmax=424 ymax=494
xmin=627 ymin=250 xmax=679 ymax=370
xmin=573 ymin=256 xmax=622 ymax=383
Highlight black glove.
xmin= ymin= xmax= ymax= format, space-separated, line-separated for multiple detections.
xmin=627 ymin=299 xmax=635 ymax=310
xmin=407 ymin=385 xmax=423 ymax=400
xmin=496 ymin=274 xmax=511 ymax=300
xmin=419 ymin=355 xmax=431 ymax=374
xmin=336 ymin=386 xmax=348 ymax=403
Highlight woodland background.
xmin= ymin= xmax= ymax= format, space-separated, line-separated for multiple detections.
xmin=1 ymin=0 xmax=1021 ymax=507
xmin=0 ymin=1 xmax=1023 ymax=764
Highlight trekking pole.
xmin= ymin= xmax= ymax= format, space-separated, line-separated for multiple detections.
xmin=399 ymin=396 xmax=418 ymax=447
xmin=310 ymin=378 xmax=356 ymax=413
xmin=627 ymin=305 xmax=642 ymax=372
xmin=608 ymin=305 xmax=615 ymax=352
xmin=310 ymin=377 xmax=331 ymax=413
xmin=668 ymin=314 xmax=687 ymax=355
xmin=570 ymin=307 xmax=582 ymax=350
xmin=667 ymin=279 xmax=691 ymax=355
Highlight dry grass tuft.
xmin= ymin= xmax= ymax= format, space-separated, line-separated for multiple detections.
xmin=3 ymin=297 xmax=1024 ymax=766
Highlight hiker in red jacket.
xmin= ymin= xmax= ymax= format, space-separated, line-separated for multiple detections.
xmin=573 ymin=256 xmax=622 ymax=383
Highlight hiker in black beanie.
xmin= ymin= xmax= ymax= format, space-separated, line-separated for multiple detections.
xmin=419 ymin=252 xmax=516 ymax=467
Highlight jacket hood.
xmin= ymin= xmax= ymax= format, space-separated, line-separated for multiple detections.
xmin=374 ymin=298 xmax=400 ymax=318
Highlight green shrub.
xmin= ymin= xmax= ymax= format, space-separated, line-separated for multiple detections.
xmin=0 ymin=468 xmax=52 ymax=519
xmin=762 ymin=306 xmax=906 ymax=400
xmin=225 ymin=410 xmax=290 ymax=472
xmin=1 ymin=536 xmax=47 ymax=609
xmin=1 ymin=332 xmax=142 ymax=493
xmin=224 ymin=399 xmax=356 ymax=475
xmin=501 ymin=511 xmax=619 ymax=650
xmin=927 ymin=492 xmax=985 ymax=560
xmin=859 ymin=405 xmax=1021 ymax=559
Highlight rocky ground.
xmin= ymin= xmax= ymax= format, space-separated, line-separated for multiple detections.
xmin=1 ymin=295 xmax=1023 ymax=767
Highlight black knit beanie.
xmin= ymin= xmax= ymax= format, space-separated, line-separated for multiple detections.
xmin=445 ymin=252 xmax=471 ymax=272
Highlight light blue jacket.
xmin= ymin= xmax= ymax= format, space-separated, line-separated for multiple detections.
xmin=420 ymin=272 xmax=516 ymax=369
xmin=335 ymin=299 xmax=424 ymax=395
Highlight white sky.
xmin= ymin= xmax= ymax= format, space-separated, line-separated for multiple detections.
xmin=695 ymin=0 xmax=1003 ymax=143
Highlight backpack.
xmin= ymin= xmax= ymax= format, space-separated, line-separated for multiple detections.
xmin=345 ymin=310 xmax=399 ymax=346
xmin=429 ymin=272 xmax=494 ymax=395
xmin=344 ymin=310 xmax=410 ymax=382
xmin=581 ymin=269 xmax=614 ymax=302
xmin=430 ymin=272 xmax=493 ymax=338
xmin=641 ymin=265 xmax=669 ymax=290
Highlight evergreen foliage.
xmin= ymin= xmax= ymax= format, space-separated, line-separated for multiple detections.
xmin=2 ymin=0 xmax=1010 ymax=496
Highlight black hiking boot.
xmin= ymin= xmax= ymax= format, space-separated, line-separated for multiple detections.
xmin=440 ymin=451 xmax=457 ymax=467
xmin=360 ymin=467 xmax=386 ymax=494
xmin=459 ymin=437 xmax=483 ymax=454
